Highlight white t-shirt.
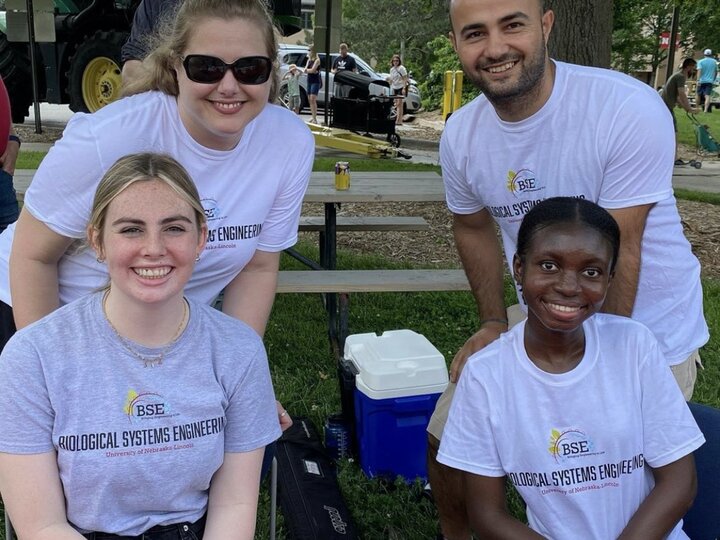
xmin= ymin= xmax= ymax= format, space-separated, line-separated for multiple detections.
xmin=0 ymin=91 xmax=314 ymax=306
xmin=438 ymin=314 xmax=705 ymax=540
xmin=441 ymin=61 xmax=708 ymax=365
xmin=389 ymin=65 xmax=408 ymax=90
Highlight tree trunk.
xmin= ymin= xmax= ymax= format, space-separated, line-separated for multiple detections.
xmin=545 ymin=0 xmax=613 ymax=68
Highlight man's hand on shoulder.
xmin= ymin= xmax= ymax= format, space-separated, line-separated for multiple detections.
xmin=449 ymin=320 xmax=508 ymax=383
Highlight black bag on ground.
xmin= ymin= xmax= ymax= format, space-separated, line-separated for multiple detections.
xmin=276 ymin=416 xmax=360 ymax=539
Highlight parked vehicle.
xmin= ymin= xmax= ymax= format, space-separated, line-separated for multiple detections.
xmin=1 ymin=0 xmax=302 ymax=122
xmin=277 ymin=44 xmax=422 ymax=114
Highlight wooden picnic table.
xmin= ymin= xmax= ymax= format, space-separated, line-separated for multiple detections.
xmin=291 ymin=170 xmax=446 ymax=351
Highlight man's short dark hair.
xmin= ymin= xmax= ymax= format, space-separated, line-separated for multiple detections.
xmin=681 ymin=58 xmax=697 ymax=69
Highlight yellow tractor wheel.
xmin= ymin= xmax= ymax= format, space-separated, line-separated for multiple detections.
xmin=81 ymin=56 xmax=123 ymax=112
xmin=67 ymin=30 xmax=127 ymax=113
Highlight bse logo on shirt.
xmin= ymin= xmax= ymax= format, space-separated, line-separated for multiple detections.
xmin=201 ymin=198 xmax=226 ymax=222
xmin=506 ymin=169 xmax=544 ymax=197
xmin=124 ymin=390 xmax=178 ymax=423
xmin=548 ymin=428 xmax=602 ymax=463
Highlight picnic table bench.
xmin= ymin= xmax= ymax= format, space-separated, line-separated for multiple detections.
xmin=277 ymin=269 xmax=469 ymax=355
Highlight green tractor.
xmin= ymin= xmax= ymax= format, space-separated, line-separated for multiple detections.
xmin=0 ymin=0 xmax=301 ymax=123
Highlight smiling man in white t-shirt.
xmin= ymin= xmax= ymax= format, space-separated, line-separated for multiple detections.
xmin=427 ymin=0 xmax=709 ymax=538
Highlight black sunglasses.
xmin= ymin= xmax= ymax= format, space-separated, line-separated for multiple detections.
xmin=182 ymin=55 xmax=273 ymax=85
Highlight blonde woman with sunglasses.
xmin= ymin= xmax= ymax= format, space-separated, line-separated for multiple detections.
xmin=0 ymin=0 xmax=312 ymax=373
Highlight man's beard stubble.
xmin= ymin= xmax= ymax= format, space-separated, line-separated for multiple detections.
xmin=464 ymin=39 xmax=548 ymax=110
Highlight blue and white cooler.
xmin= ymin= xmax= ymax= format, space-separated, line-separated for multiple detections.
xmin=344 ymin=329 xmax=449 ymax=482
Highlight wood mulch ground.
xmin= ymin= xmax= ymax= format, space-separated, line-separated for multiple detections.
xmin=302 ymin=198 xmax=720 ymax=280
xmin=16 ymin=113 xmax=720 ymax=279
xmin=304 ymin=112 xmax=720 ymax=280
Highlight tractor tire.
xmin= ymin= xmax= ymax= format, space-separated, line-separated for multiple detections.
xmin=0 ymin=32 xmax=34 ymax=123
xmin=67 ymin=30 xmax=127 ymax=114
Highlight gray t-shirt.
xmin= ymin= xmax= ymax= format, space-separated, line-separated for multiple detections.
xmin=0 ymin=292 xmax=280 ymax=535
xmin=662 ymin=70 xmax=687 ymax=111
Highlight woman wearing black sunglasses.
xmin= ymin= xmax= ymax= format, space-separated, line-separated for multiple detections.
xmin=0 ymin=1 xmax=310 ymax=368
xmin=0 ymin=1 xmax=307 ymax=535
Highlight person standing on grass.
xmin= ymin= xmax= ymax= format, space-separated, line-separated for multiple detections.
xmin=438 ymin=197 xmax=704 ymax=540
xmin=696 ymin=49 xmax=717 ymax=113
xmin=426 ymin=0 xmax=708 ymax=539
xmin=661 ymin=58 xmax=698 ymax=165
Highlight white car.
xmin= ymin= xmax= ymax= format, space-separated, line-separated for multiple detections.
xmin=277 ymin=44 xmax=422 ymax=113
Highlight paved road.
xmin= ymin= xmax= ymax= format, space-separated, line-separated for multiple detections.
xmin=17 ymin=103 xmax=720 ymax=192
xmin=670 ymin=160 xmax=720 ymax=193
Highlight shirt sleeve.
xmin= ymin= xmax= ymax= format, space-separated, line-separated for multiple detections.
xmin=255 ymin=119 xmax=314 ymax=252
xmin=440 ymin=121 xmax=484 ymax=215
xmin=0 ymin=332 xmax=55 ymax=453
xmin=222 ymin=333 xmax=281 ymax=453
xmin=437 ymin=362 xmax=505 ymax=477
xmin=639 ymin=335 xmax=705 ymax=468
xmin=598 ymin=89 xmax=674 ymax=209
xmin=24 ymin=114 xmax=104 ymax=238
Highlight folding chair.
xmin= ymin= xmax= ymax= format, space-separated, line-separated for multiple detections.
xmin=683 ymin=401 xmax=720 ymax=540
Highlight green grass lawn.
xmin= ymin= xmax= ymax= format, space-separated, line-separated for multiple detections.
xmin=16 ymin=151 xmax=440 ymax=174
xmin=14 ymin=150 xmax=46 ymax=170
xmin=676 ymin=109 xmax=720 ymax=150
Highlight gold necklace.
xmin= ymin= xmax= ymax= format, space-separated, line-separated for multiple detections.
xmin=102 ymin=291 xmax=189 ymax=368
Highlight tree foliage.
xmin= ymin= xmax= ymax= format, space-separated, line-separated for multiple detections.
xmin=611 ymin=0 xmax=720 ymax=80
xmin=417 ymin=35 xmax=480 ymax=110
xmin=341 ymin=0 xmax=450 ymax=80
xmin=612 ymin=0 xmax=674 ymax=75
xmin=679 ymin=1 xmax=720 ymax=54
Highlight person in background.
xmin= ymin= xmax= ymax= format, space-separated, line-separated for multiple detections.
xmin=387 ymin=54 xmax=408 ymax=126
xmin=121 ymin=0 xmax=182 ymax=85
xmin=427 ymin=0 xmax=708 ymax=538
xmin=331 ymin=43 xmax=357 ymax=100
xmin=331 ymin=43 xmax=357 ymax=73
xmin=282 ymin=63 xmax=302 ymax=114
xmin=0 ymin=77 xmax=20 ymax=232
xmin=0 ymin=152 xmax=280 ymax=540
xmin=305 ymin=47 xmax=322 ymax=124
xmin=696 ymin=48 xmax=717 ymax=113
xmin=439 ymin=197 xmax=703 ymax=540
xmin=661 ymin=57 xmax=698 ymax=165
